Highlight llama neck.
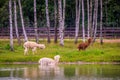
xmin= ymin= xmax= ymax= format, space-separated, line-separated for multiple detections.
xmin=55 ymin=59 xmax=59 ymax=63
xmin=87 ymin=40 xmax=91 ymax=46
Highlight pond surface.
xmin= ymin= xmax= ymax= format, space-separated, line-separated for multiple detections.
xmin=0 ymin=64 xmax=120 ymax=80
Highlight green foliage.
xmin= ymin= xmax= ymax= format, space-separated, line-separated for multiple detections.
xmin=4 ymin=44 xmax=11 ymax=50
xmin=0 ymin=0 xmax=9 ymax=27
xmin=0 ymin=0 xmax=120 ymax=27
xmin=106 ymin=0 xmax=120 ymax=25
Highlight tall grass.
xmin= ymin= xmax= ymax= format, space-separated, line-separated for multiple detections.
xmin=0 ymin=39 xmax=120 ymax=63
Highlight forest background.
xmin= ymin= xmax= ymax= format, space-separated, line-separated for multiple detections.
xmin=0 ymin=0 xmax=120 ymax=28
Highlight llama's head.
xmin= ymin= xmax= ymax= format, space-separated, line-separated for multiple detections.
xmin=54 ymin=55 xmax=60 ymax=63
xmin=38 ymin=44 xmax=45 ymax=49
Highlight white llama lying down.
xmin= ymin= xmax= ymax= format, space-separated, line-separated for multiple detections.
xmin=23 ymin=41 xmax=45 ymax=55
xmin=38 ymin=55 xmax=60 ymax=66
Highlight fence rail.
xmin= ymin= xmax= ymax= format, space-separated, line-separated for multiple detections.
xmin=0 ymin=27 xmax=120 ymax=39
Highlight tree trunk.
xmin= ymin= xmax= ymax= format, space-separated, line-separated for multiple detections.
xmin=62 ymin=0 xmax=66 ymax=29
xmin=14 ymin=0 xmax=21 ymax=45
xmin=105 ymin=0 xmax=108 ymax=26
xmin=100 ymin=0 xmax=103 ymax=45
xmin=82 ymin=0 xmax=85 ymax=42
xmin=89 ymin=0 xmax=92 ymax=37
xmin=93 ymin=0 xmax=98 ymax=42
xmin=87 ymin=0 xmax=90 ymax=39
xmin=9 ymin=0 xmax=14 ymax=51
xmin=45 ymin=0 xmax=51 ymax=43
xmin=58 ymin=0 xmax=65 ymax=46
xmin=54 ymin=0 xmax=58 ymax=43
xmin=58 ymin=0 xmax=63 ymax=46
xmin=92 ymin=0 xmax=96 ymax=38
xmin=18 ymin=0 xmax=28 ymax=42
xmin=34 ymin=0 xmax=39 ymax=43
xmin=75 ymin=0 xmax=81 ymax=44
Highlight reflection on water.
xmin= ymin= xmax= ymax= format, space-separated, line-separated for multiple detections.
xmin=0 ymin=64 xmax=120 ymax=80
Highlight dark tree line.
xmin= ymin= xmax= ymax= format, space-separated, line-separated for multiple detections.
xmin=0 ymin=0 xmax=120 ymax=27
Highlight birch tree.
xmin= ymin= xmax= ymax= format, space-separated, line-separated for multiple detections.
xmin=62 ymin=0 xmax=66 ymax=30
xmin=87 ymin=0 xmax=90 ymax=39
xmin=18 ymin=0 xmax=28 ymax=42
xmin=81 ymin=0 xmax=85 ymax=42
xmin=9 ymin=0 xmax=14 ymax=51
xmin=105 ymin=0 xmax=108 ymax=25
xmin=45 ymin=0 xmax=51 ymax=43
xmin=34 ymin=0 xmax=39 ymax=43
xmin=58 ymin=0 xmax=63 ymax=46
xmin=58 ymin=0 xmax=66 ymax=46
xmin=92 ymin=0 xmax=98 ymax=42
xmin=92 ymin=0 xmax=95 ymax=38
xmin=100 ymin=0 xmax=103 ymax=45
xmin=14 ymin=0 xmax=21 ymax=45
xmin=75 ymin=0 xmax=81 ymax=44
xmin=89 ymin=0 xmax=92 ymax=37
xmin=54 ymin=0 xmax=58 ymax=43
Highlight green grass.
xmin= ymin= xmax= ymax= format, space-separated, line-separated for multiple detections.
xmin=0 ymin=39 xmax=120 ymax=63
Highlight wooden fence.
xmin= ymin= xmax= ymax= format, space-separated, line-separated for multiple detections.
xmin=0 ymin=27 xmax=120 ymax=39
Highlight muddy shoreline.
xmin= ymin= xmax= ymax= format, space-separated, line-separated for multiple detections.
xmin=0 ymin=61 xmax=120 ymax=65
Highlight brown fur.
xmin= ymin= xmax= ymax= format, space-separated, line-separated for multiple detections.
xmin=78 ymin=38 xmax=92 ymax=51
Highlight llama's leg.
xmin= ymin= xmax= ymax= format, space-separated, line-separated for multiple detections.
xmin=82 ymin=46 xmax=85 ymax=50
xmin=40 ymin=60 xmax=48 ymax=66
xmin=78 ymin=48 xmax=80 ymax=51
xmin=40 ymin=61 xmax=44 ymax=65
xmin=32 ymin=47 xmax=37 ymax=55
xmin=40 ymin=60 xmax=45 ymax=66
xmin=78 ymin=47 xmax=81 ymax=51
xmin=24 ymin=48 xmax=28 ymax=55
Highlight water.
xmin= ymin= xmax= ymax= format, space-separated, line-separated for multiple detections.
xmin=0 ymin=64 xmax=120 ymax=80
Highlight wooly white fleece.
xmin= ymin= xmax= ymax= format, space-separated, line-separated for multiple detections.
xmin=38 ymin=55 xmax=60 ymax=66
xmin=23 ymin=41 xmax=45 ymax=55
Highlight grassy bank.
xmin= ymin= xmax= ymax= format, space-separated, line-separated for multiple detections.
xmin=0 ymin=39 xmax=120 ymax=63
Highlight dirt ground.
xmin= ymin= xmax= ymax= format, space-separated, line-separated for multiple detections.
xmin=96 ymin=39 xmax=120 ymax=43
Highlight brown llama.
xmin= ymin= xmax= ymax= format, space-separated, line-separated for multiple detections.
xmin=77 ymin=38 xmax=92 ymax=51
